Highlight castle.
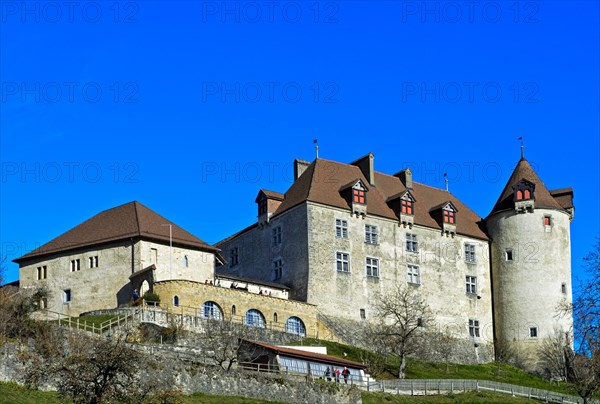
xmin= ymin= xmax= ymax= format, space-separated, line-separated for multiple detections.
xmin=15 ymin=151 xmax=574 ymax=369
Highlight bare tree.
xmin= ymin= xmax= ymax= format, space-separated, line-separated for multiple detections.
xmin=367 ymin=284 xmax=433 ymax=379
xmin=537 ymin=330 xmax=568 ymax=381
xmin=195 ymin=315 xmax=264 ymax=371
xmin=561 ymin=238 xmax=600 ymax=403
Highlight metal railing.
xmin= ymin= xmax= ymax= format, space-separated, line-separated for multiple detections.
xmin=237 ymin=362 xmax=589 ymax=404
xmin=42 ymin=308 xmax=139 ymax=335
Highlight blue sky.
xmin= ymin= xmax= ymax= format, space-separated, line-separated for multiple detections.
xmin=1 ymin=0 xmax=598 ymax=287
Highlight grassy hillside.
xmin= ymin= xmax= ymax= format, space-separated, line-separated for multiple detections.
xmin=362 ymin=390 xmax=539 ymax=403
xmin=0 ymin=382 xmax=281 ymax=404
xmin=290 ymin=338 xmax=573 ymax=395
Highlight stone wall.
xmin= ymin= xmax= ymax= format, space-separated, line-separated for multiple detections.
xmin=487 ymin=207 xmax=573 ymax=368
xmin=306 ymin=203 xmax=494 ymax=351
xmin=0 ymin=340 xmax=361 ymax=404
xmin=19 ymin=239 xmax=135 ymax=316
xmin=217 ymin=204 xmax=311 ymax=302
xmin=153 ymin=280 xmax=320 ymax=338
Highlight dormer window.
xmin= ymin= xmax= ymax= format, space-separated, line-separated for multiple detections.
xmin=431 ymin=201 xmax=458 ymax=237
xmin=513 ymin=179 xmax=535 ymax=213
xmin=341 ymin=179 xmax=368 ymax=217
xmin=514 ymin=179 xmax=535 ymax=201
xmin=258 ymin=198 xmax=268 ymax=216
xmin=443 ymin=209 xmax=455 ymax=224
xmin=401 ymin=195 xmax=414 ymax=215
xmin=353 ymin=188 xmax=365 ymax=204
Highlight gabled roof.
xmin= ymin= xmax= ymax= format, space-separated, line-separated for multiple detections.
xmin=255 ymin=189 xmax=284 ymax=203
xmin=430 ymin=200 xmax=458 ymax=213
xmin=488 ymin=158 xmax=564 ymax=217
xmin=14 ymin=201 xmax=217 ymax=263
xmin=272 ymin=158 xmax=488 ymax=240
xmin=240 ymin=339 xmax=367 ymax=369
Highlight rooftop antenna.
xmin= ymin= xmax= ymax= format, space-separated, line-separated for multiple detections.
xmin=518 ymin=136 xmax=524 ymax=159
xmin=444 ymin=172 xmax=449 ymax=191
xmin=314 ymin=139 xmax=319 ymax=158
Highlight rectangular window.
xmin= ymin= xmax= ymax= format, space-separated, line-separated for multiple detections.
xmin=366 ymin=257 xmax=379 ymax=277
xmin=89 ymin=256 xmax=99 ymax=268
xmin=406 ymin=234 xmax=418 ymax=252
xmin=37 ymin=265 xmax=47 ymax=280
xmin=353 ymin=188 xmax=365 ymax=204
xmin=561 ymin=283 xmax=567 ymax=294
xmin=230 ymin=247 xmax=239 ymax=267
xmin=336 ymin=252 xmax=350 ymax=273
xmin=335 ymin=219 xmax=348 ymax=239
xmin=469 ymin=319 xmax=480 ymax=337
xmin=443 ymin=209 xmax=455 ymax=224
xmin=272 ymin=226 xmax=282 ymax=245
xmin=365 ymin=225 xmax=378 ymax=244
xmin=505 ymin=249 xmax=513 ymax=261
xmin=466 ymin=276 xmax=477 ymax=294
xmin=70 ymin=259 xmax=80 ymax=272
xmin=401 ymin=199 xmax=413 ymax=215
xmin=63 ymin=289 xmax=72 ymax=303
xmin=258 ymin=199 xmax=267 ymax=216
xmin=465 ymin=244 xmax=476 ymax=263
xmin=360 ymin=309 xmax=366 ymax=320
xmin=407 ymin=265 xmax=420 ymax=285
xmin=529 ymin=327 xmax=538 ymax=338
xmin=272 ymin=259 xmax=283 ymax=281
xmin=544 ymin=216 xmax=551 ymax=226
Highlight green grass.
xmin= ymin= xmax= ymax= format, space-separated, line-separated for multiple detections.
xmin=0 ymin=382 xmax=68 ymax=404
xmin=0 ymin=382 xmax=283 ymax=404
xmin=50 ymin=314 xmax=122 ymax=333
xmin=362 ymin=390 xmax=539 ymax=403
xmin=182 ymin=392 xmax=284 ymax=403
xmin=290 ymin=338 xmax=574 ymax=396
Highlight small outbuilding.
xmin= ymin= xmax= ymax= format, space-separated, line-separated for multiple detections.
xmin=238 ymin=339 xmax=368 ymax=384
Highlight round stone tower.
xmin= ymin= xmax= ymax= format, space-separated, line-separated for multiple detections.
xmin=485 ymin=155 xmax=574 ymax=369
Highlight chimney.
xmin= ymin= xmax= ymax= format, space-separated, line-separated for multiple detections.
xmin=294 ymin=159 xmax=311 ymax=181
xmin=350 ymin=153 xmax=375 ymax=186
xmin=395 ymin=168 xmax=413 ymax=189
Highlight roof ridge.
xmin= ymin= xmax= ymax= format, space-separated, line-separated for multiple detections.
xmin=133 ymin=201 xmax=142 ymax=237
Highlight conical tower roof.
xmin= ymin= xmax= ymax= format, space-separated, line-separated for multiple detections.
xmin=487 ymin=158 xmax=563 ymax=217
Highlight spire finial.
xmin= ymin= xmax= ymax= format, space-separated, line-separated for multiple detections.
xmin=518 ymin=136 xmax=524 ymax=159
xmin=444 ymin=172 xmax=448 ymax=191
xmin=314 ymin=139 xmax=319 ymax=159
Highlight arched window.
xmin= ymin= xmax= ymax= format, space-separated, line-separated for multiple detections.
xmin=231 ymin=305 xmax=236 ymax=316
xmin=245 ymin=309 xmax=265 ymax=328
xmin=516 ymin=190 xmax=523 ymax=200
xmin=173 ymin=295 xmax=179 ymax=306
xmin=285 ymin=317 xmax=306 ymax=336
xmin=524 ymin=189 xmax=531 ymax=199
xmin=202 ymin=301 xmax=223 ymax=320
xmin=273 ymin=312 xmax=278 ymax=323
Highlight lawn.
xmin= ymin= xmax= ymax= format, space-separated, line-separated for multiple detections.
xmin=0 ymin=382 xmax=282 ymax=404
xmin=362 ymin=390 xmax=539 ymax=403
xmin=0 ymin=382 xmax=67 ymax=404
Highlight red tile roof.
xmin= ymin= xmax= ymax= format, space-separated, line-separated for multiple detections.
xmin=273 ymin=158 xmax=488 ymax=240
xmin=14 ymin=201 xmax=217 ymax=263
xmin=488 ymin=158 xmax=569 ymax=217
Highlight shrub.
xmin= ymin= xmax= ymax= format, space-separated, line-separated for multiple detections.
xmin=143 ymin=291 xmax=161 ymax=304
